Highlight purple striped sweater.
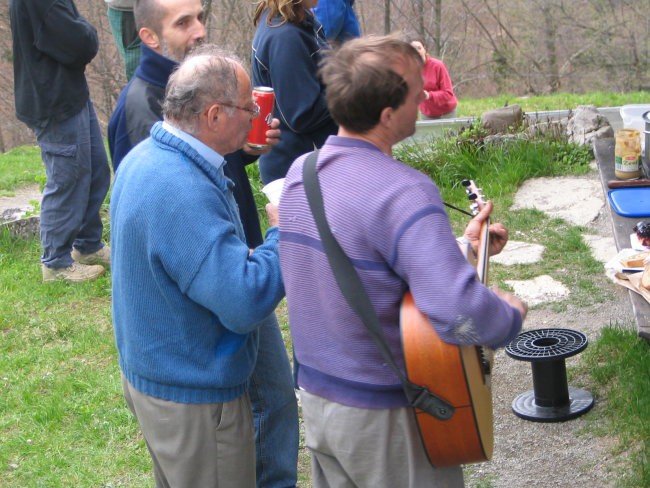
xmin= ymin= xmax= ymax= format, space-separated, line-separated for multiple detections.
xmin=279 ymin=136 xmax=522 ymax=408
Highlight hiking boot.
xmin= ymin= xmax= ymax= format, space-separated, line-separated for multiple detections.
xmin=42 ymin=262 xmax=105 ymax=283
xmin=72 ymin=245 xmax=111 ymax=268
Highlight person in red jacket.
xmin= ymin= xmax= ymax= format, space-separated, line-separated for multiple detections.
xmin=410 ymin=38 xmax=458 ymax=119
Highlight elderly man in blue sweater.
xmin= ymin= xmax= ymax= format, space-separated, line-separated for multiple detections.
xmin=111 ymin=47 xmax=286 ymax=487
xmin=108 ymin=1 xmax=299 ymax=486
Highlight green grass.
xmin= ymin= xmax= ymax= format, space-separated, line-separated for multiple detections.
xmin=457 ymin=90 xmax=650 ymax=117
xmin=394 ymin=129 xmax=616 ymax=313
xmin=580 ymin=325 xmax=650 ymax=487
xmin=2 ymin=92 xmax=649 ymax=486
xmin=0 ymin=146 xmax=44 ymax=196
xmin=0 ymin=232 xmax=152 ymax=487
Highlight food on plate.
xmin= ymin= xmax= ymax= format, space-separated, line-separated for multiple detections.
xmin=642 ymin=263 xmax=650 ymax=290
xmin=620 ymin=251 xmax=650 ymax=268
xmin=633 ymin=221 xmax=650 ymax=247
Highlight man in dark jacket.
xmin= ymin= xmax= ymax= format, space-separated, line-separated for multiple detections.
xmin=107 ymin=1 xmax=299 ymax=486
xmin=108 ymin=0 xmax=264 ymax=250
xmin=10 ymin=0 xmax=111 ymax=283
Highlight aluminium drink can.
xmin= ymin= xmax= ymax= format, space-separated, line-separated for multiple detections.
xmin=247 ymin=86 xmax=275 ymax=150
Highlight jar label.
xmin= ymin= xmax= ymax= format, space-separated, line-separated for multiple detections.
xmin=615 ymin=154 xmax=640 ymax=171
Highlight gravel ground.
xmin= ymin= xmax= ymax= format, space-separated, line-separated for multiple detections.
xmin=464 ymin=294 xmax=634 ymax=488
xmin=464 ymin=168 xmax=636 ymax=488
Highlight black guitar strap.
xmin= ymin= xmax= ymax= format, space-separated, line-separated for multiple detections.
xmin=301 ymin=150 xmax=454 ymax=421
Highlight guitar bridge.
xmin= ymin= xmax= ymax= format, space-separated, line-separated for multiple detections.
xmin=479 ymin=347 xmax=491 ymax=375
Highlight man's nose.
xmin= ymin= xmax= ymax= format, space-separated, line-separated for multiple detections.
xmin=193 ymin=21 xmax=206 ymax=40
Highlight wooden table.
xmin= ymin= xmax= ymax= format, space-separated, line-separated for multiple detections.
xmin=593 ymin=137 xmax=650 ymax=340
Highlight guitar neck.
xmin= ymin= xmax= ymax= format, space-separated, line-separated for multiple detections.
xmin=476 ymin=218 xmax=489 ymax=285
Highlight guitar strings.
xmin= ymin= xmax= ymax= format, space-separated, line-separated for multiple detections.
xmin=443 ymin=201 xmax=474 ymax=217
xmin=393 ymin=158 xmax=475 ymax=217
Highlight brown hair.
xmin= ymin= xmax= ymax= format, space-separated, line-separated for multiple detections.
xmin=319 ymin=34 xmax=423 ymax=134
xmin=253 ymin=0 xmax=309 ymax=27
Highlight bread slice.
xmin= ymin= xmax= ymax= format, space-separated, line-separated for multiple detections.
xmin=642 ymin=263 xmax=650 ymax=290
xmin=620 ymin=251 xmax=650 ymax=268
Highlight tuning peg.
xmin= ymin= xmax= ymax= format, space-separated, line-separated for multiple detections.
xmin=462 ymin=179 xmax=471 ymax=187
xmin=468 ymin=193 xmax=478 ymax=200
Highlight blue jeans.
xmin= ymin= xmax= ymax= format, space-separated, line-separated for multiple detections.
xmin=249 ymin=314 xmax=299 ymax=488
xmin=32 ymin=101 xmax=111 ymax=269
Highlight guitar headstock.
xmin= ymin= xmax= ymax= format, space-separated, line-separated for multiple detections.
xmin=462 ymin=179 xmax=487 ymax=216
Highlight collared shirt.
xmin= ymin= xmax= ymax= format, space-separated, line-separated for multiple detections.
xmin=162 ymin=121 xmax=226 ymax=172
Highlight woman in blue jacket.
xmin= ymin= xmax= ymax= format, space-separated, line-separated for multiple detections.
xmin=252 ymin=0 xmax=338 ymax=184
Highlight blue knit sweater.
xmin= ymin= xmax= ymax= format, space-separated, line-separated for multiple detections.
xmin=111 ymin=122 xmax=285 ymax=403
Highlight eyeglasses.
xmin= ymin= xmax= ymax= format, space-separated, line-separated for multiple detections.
xmin=219 ymin=101 xmax=260 ymax=119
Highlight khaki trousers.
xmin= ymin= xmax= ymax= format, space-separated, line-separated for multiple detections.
xmin=300 ymin=390 xmax=464 ymax=488
xmin=122 ymin=376 xmax=255 ymax=488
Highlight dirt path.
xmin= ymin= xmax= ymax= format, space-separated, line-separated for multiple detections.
xmin=465 ymin=167 xmax=634 ymax=487
xmin=0 ymin=183 xmax=40 ymax=221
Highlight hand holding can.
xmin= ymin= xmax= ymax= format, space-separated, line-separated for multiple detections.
xmin=247 ymin=87 xmax=275 ymax=150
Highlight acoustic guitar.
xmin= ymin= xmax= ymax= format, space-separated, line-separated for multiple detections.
xmin=400 ymin=180 xmax=494 ymax=467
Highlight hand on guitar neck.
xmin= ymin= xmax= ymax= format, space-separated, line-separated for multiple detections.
xmin=462 ymin=200 xmax=509 ymax=257
xmin=461 ymin=186 xmax=528 ymax=321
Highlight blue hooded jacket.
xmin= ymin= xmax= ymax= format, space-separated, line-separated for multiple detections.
xmin=251 ymin=9 xmax=338 ymax=184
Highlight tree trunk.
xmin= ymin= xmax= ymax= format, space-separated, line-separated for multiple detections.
xmin=384 ymin=0 xmax=391 ymax=34
xmin=541 ymin=3 xmax=560 ymax=93
xmin=434 ymin=0 xmax=442 ymax=57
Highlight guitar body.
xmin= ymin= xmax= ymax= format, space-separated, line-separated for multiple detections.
xmin=401 ymin=291 xmax=493 ymax=467
xmin=400 ymin=179 xmax=494 ymax=467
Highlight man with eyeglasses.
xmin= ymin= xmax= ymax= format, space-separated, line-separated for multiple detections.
xmin=108 ymin=0 xmax=273 ymax=254
xmin=108 ymin=1 xmax=300 ymax=487
xmin=111 ymin=45 xmax=287 ymax=487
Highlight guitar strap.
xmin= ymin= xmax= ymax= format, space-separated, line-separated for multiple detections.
xmin=302 ymin=150 xmax=454 ymax=421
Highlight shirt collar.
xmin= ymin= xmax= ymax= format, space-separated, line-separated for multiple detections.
xmin=162 ymin=121 xmax=225 ymax=170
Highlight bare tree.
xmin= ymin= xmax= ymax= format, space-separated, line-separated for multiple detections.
xmin=384 ymin=0 xmax=392 ymax=34
xmin=2 ymin=0 xmax=649 ymax=153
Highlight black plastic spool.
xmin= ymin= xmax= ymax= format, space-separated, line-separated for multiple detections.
xmin=505 ymin=328 xmax=594 ymax=422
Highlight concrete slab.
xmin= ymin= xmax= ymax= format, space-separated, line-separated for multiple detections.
xmin=511 ymin=176 xmax=603 ymax=226
xmin=491 ymin=240 xmax=545 ymax=266
xmin=583 ymin=234 xmax=617 ymax=264
xmin=0 ymin=184 xmax=40 ymax=223
xmin=505 ymin=275 xmax=570 ymax=307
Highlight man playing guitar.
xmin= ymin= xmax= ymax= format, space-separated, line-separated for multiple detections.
xmin=279 ymin=34 xmax=527 ymax=487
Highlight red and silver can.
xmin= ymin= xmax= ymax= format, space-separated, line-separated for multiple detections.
xmin=247 ymin=86 xmax=275 ymax=150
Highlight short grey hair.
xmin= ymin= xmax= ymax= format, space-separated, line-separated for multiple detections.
xmin=162 ymin=45 xmax=243 ymax=134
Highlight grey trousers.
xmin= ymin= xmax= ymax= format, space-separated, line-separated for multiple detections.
xmin=122 ymin=376 xmax=255 ymax=488
xmin=300 ymin=390 xmax=464 ymax=488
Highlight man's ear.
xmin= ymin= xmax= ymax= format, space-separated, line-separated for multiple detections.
xmin=379 ymin=106 xmax=393 ymax=128
xmin=205 ymin=104 xmax=221 ymax=130
xmin=139 ymin=27 xmax=160 ymax=51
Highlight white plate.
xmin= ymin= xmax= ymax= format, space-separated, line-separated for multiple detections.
xmin=605 ymin=248 xmax=648 ymax=274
